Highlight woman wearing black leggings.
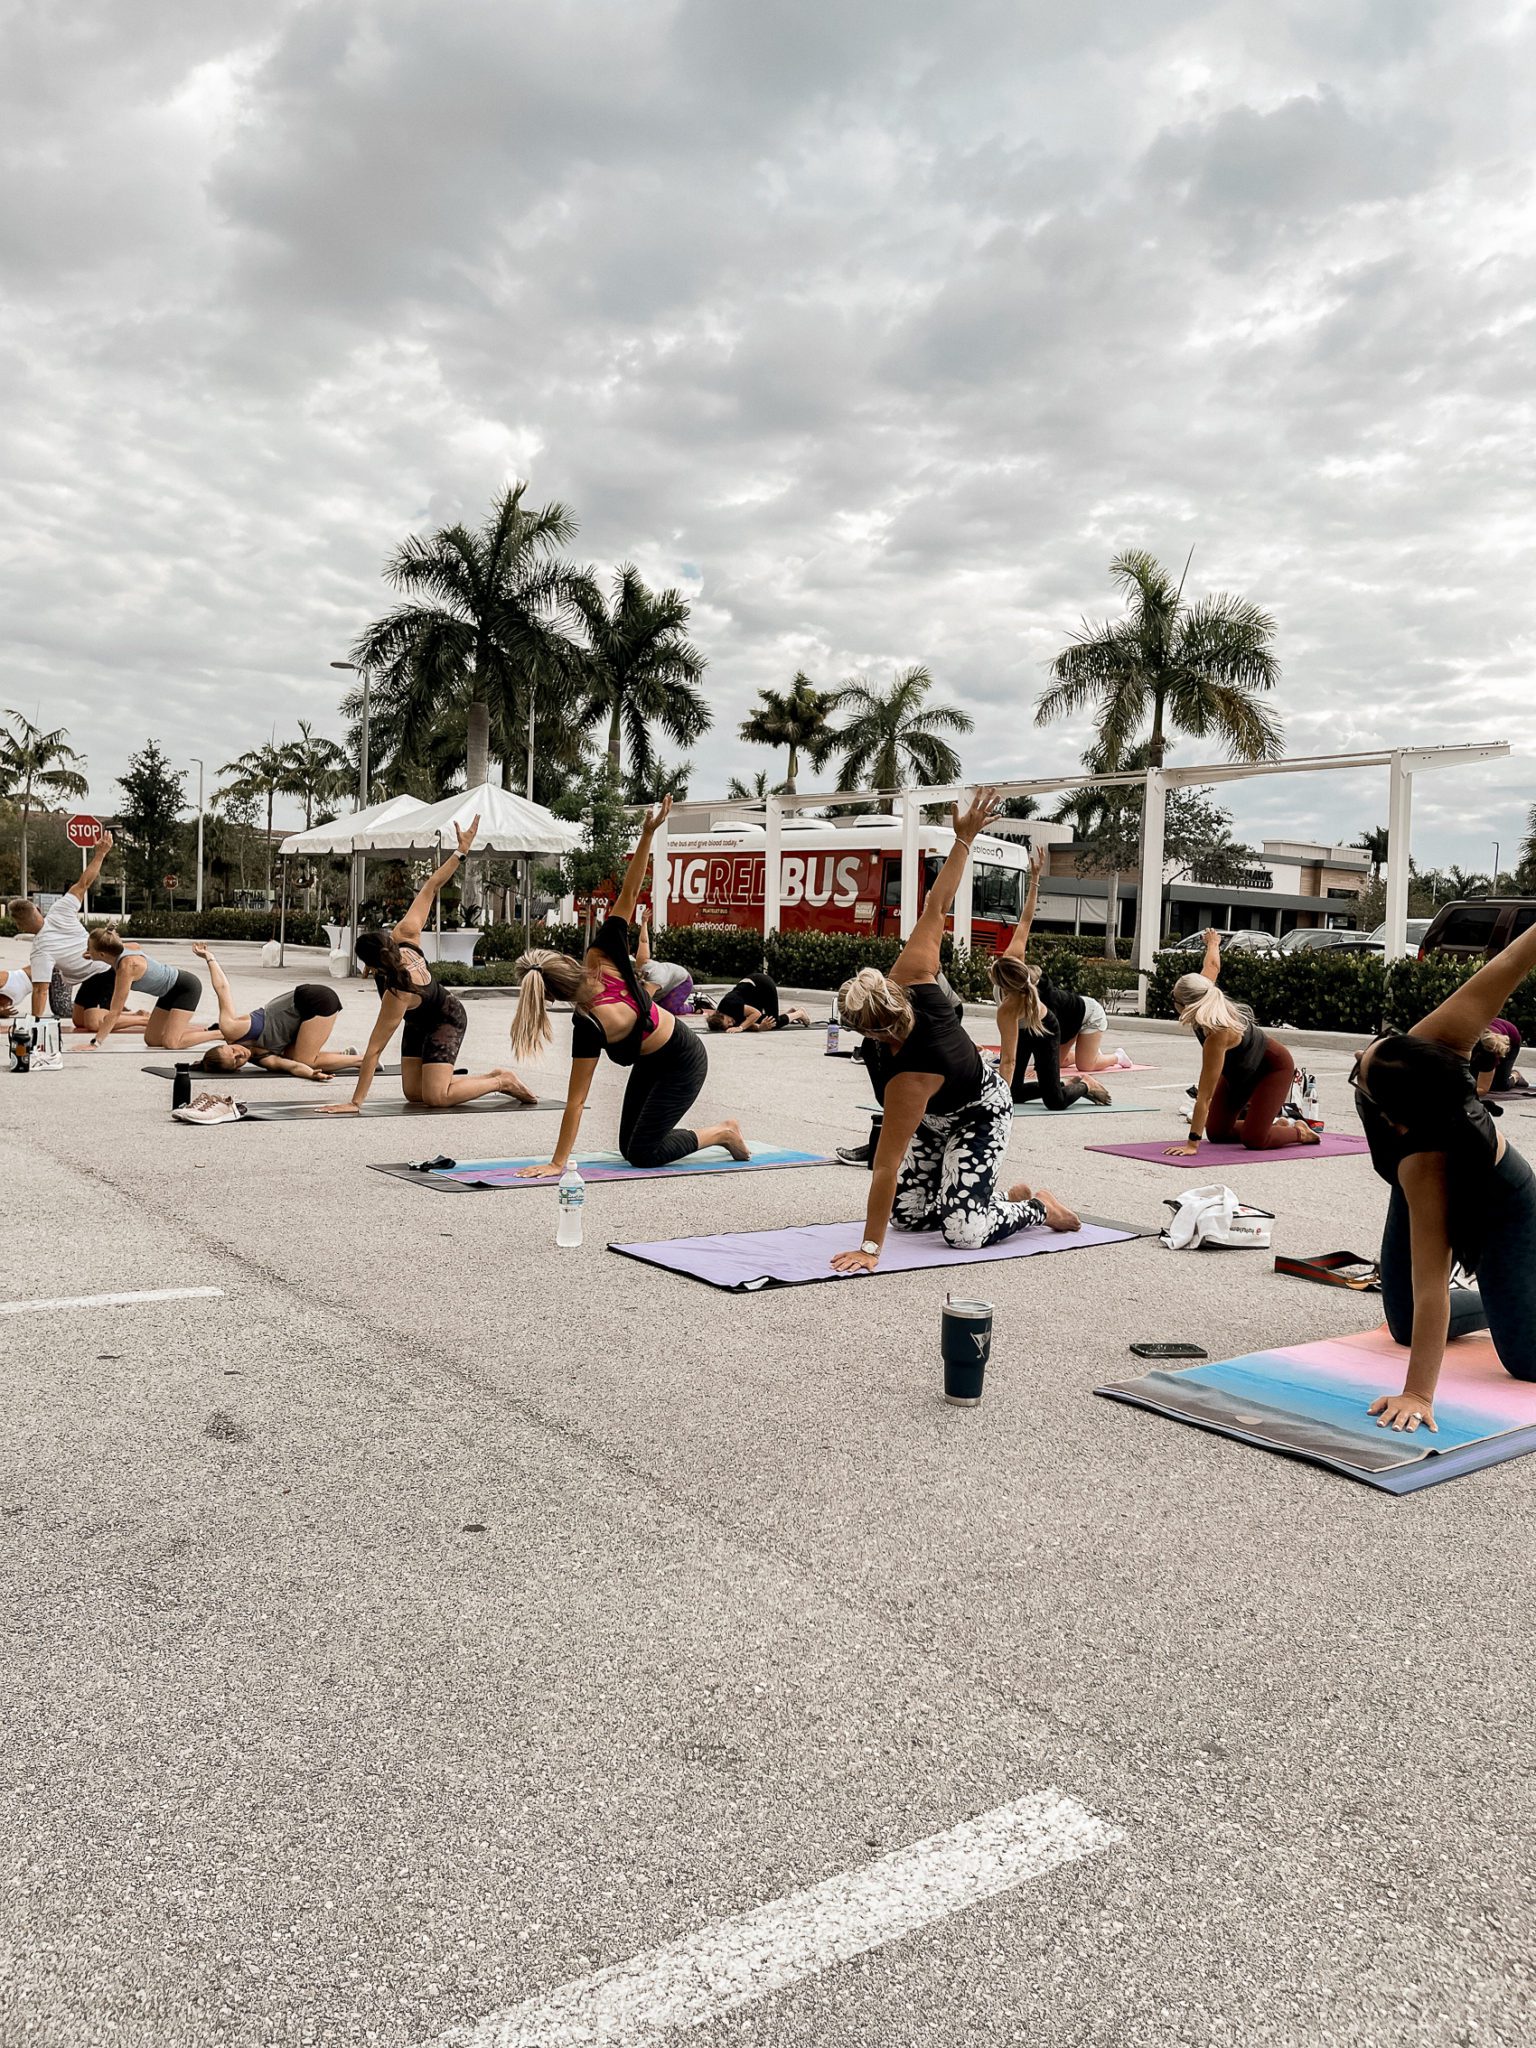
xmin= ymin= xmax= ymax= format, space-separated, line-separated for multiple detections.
xmin=992 ymin=849 xmax=1110 ymax=1111
xmin=509 ymin=799 xmax=748 ymax=1172
xmin=1353 ymin=920 xmax=1536 ymax=1433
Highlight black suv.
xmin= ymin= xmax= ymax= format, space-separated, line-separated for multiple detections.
xmin=1419 ymin=898 xmax=1536 ymax=961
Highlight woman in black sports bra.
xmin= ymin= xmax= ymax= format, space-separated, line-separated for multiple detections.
xmin=320 ymin=816 xmax=537 ymax=1114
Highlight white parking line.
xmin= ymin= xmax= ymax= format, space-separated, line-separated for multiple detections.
xmin=0 ymin=1287 xmax=225 ymax=1316
xmin=426 ymin=1789 xmax=1120 ymax=2047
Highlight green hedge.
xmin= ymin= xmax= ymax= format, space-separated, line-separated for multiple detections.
xmin=1146 ymin=947 xmax=1533 ymax=1036
xmin=116 ymin=908 xmax=329 ymax=946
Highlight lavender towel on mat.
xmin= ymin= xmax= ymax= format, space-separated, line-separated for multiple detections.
xmin=608 ymin=1218 xmax=1137 ymax=1290
xmin=1087 ymin=1133 xmax=1370 ymax=1168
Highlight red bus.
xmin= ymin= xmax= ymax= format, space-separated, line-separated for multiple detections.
xmin=651 ymin=820 xmax=1035 ymax=944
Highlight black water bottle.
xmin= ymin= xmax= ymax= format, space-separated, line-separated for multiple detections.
xmin=172 ymin=1064 xmax=193 ymax=1110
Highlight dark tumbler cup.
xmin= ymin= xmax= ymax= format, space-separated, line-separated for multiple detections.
xmin=941 ymin=1296 xmax=993 ymax=1406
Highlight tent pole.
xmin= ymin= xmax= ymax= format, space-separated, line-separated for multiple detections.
xmin=278 ymin=858 xmax=288 ymax=967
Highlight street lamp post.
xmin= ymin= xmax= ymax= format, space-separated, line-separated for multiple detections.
xmin=192 ymin=758 xmax=205 ymax=912
xmin=1493 ymin=841 xmax=1501 ymax=895
xmin=330 ymin=660 xmax=370 ymax=807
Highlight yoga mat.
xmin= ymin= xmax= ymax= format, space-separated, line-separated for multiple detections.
xmin=979 ymin=1045 xmax=1155 ymax=1073
xmin=857 ymin=1099 xmax=1159 ymax=1119
xmin=370 ymin=1143 xmax=831 ymax=1191
xmin=1087 ymin=1132 xmax=1370 ymax=1167
xmin=608 ymin=1216 xmax=1139 ymax=1290
xmin=240 ymin=1095 xmax=564 ymax=1122
xmin=1097 ymin=1325 xmax=1536 ymax=1493
xmin=142 ymin=1061 xmax=417 ymax=1080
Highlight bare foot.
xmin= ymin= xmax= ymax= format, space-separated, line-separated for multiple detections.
xmin=497 ymin=1070 xmax=539 ymax=1104
xmin=716 ymin=1119 xmax=750 ymax=1160
xmin=1083 ymin=1079 xmax=1112 ymax=1105
xmin=1005 ymin=1180 xmax=1034 ymax=1202
xmin=1034 ymin=1188 xmax=1081 ymax=1232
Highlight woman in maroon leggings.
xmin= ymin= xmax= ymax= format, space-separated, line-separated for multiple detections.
xmin=1165 ymin=929 xmax=1318 ymax=1158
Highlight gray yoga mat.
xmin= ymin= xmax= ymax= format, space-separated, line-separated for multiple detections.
xmin=142 ymin=1061 xmax=421 ymax=1080
xmin=238 ymin=1095 xmax=564 ymax=1122
xmin=608 ymin=1216 xmax=1141 ymax=1291
xmin=370 ymin=1142 xmax=831 ymax=1192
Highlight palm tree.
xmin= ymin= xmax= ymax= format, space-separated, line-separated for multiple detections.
xmin=738 ymin=673 xmax=835 ymax=794
xmin=1518 ymin=805 xmax=1536 ymax=891
xmin=726 ymin=769 xmax=783 ymax=801
xmin=1446 ymin=863 xmax=1490 ymax=900
xmin=1037 ymin=550 xmax=1283 ymax=769
xmin=826 ymin=665 xmax=973 ymax=810
xmin=352 ymin=483 xmax=588 ymax=795
xmin=218 ymin=741 xmax=290 ymax=902
xmin=281 ymin=722 xmax=352 ymax=829
xmin=575 ymin=564 xmax=710 ymax=786
xmin=1355 ymin=824 xmax=1390 ymax=883
xmin=1 ymin=711 xmax=88 ymax=898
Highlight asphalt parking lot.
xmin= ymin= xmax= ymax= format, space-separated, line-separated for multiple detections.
xmin=4 ymin=943 xmax=1534 ymax=2047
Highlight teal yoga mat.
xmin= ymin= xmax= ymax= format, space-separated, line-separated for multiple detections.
xmin=371 ymin=1143 xmax=831 ymax=1191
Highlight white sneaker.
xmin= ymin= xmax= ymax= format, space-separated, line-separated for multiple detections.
xmin=173 ymin=1093 xmax=247 ymax=1125
xmin=1114 ymin=1048 xmax=1134 ymax=1069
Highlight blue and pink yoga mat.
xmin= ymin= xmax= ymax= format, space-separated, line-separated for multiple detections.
xmin=1098 ymin=1325 xmax=1536 ymax=1492
xmin=608 ymin=1217 xmax=1139 ymax=1290
xmin=1088 ymin=1132 xmax=1369 ymax=1168
xmin=371 ymin=1144 xmax=830 ymax=1192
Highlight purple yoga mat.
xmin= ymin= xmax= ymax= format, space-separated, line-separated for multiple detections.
xmin=608 ymin=1217 xmax=1138 ymax=1290
xmin=1088 ymin=1132 xmax=1370 ymax=1168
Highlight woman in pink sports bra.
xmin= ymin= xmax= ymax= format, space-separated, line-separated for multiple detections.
xmin=508 ymin=797 xmax=749 ymax=1174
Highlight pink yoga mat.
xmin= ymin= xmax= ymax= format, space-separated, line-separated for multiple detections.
xmin=1088 ymin=1133 xmax=1370 ymax=1168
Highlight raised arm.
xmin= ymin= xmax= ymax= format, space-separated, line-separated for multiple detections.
xmin=1200 ymin=928 xmax=1223 ymax=984
xmin=612 ymin=798 xmax=672 ymax=926
xmin=1412 ymin=921 xmax=1536 ymax=1056
xmin=191 ymin=943 xmax=251 ymax=1039
xmin=891 ymin=790 xmax=1001 ymax=988
xmin=634 ymin=905 xmax=653 ymax=971
xmin=999 ymin=846 xmax=1044 ymax=965
xmin=68 ymin=831 xmax=114 ymax=906
xmin=394 ymin=817 xmax=478 ymax=944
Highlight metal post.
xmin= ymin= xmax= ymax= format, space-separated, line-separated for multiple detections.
xmin=434 ymin=836 xmax=443 ymax=960
xmin=349 ymin=850 xmax=361 ymax=973
xmin=1384 ymin=752 xmax=1413 ymax=960
xmin=359 ymin=669 xmax=371 ymax=808
xmin=952 ymin=841 xmax=974 ymax=958
xmin=278 ymin=858 xmax=288 ymax=967
xmin=898 ymin=793 xmax=920 ymax=938
xmin=1134 ymin=768 xmax=1168 ymax=1009
xmin=653 ymin=816 xmax=670 ymax=933
xmin=762 ymin=793 xmax=783 ymax=944
xmin=193 ymin=758 xmax=205 ymax=912
xmin=80 ymin=844 xmax=88 ymax=917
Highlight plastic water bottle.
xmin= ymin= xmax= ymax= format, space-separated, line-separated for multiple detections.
xmin=556 ymin=1163 xmax=585 ymax=1247
xmin=825 ymin=1007 xmax=841 ymax=1058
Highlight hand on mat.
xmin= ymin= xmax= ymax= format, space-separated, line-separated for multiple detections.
xmin=830 ymin=1247 xmax=879 ymax=1274
xmin=83 ymin=1038 xmax=106 ymax=1052
xmin=1164 ymin=1140 xmax=1200 ymax=1157
xmin=454 ymin=815 xmax=480 ymax=858
xmin=316 ymin=1101 xmax=361 ymax=1115
xmin=511 ymin=1161 xmax=561 ymax=1178
xmin=1369 ymin=1391 xmax=1438 ymax=1433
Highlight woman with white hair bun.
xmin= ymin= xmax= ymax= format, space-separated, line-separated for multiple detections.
xmin=1165 ymin=928 xmax=1317 ymax=1158
xmin=829 ymin=789 xmax=1082 ymax=1274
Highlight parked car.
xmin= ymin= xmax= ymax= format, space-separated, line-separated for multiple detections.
xmin=1166 ymin=929 xmax=1279 ymax=956
xmin=1418 ymin=898 xmax=1536 ymax=962
xmin=1279 ymin=927 xmax=1384 ymax=956
xmin=1367 ymin=918 xmax=1432 ymax=950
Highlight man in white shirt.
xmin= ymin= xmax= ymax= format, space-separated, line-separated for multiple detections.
xmin=8 ymin=833 xmax=117 ymax=1021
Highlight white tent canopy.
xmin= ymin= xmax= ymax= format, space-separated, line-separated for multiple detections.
xmin=352 ymin=781 xmax=581 ymax=856
xmin=278 ymin=794 xmax=423 ymax=858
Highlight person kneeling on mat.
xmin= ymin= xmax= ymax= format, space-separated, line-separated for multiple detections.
xmin=318 ymin=817 xmax=536 ymax=1115
xmin=77 ymin=931 xmax=219 ymax=1053
xmin=1352 ymin=916 xmax=1536 ymax=1432
xmin=829 ymin=790 xmax=1080 ymax=1273
xmin=192 ymin=944 xmax=358 ymax=1081
xmin=508 ymin=796 xmax=748 ymax=1175
xmin=1472 ymin=1020 xmax=1529 ymax=1097
xmin=992 ymin=847 xmax=1111 ymax=1111
xmin=838 ymin=970 xmax=967 ymax=1167
xmin=1165 ymin=930 xmax=1318 ymax=1157
xmin=700 ymin=972 xmax=810 ymax=1033
xmin=633 ymin=906 xmax=696 ymax=1018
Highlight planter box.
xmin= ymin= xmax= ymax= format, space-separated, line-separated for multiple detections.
xmin=322 ymin=924 xmax=481 ymax=970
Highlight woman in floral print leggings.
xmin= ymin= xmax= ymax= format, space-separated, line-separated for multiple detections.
xmin=829 ymin=789 xmax=1083 ymax=1275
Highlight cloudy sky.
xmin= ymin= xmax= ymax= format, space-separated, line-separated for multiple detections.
xmin=3 ymin=0 xmax=1533 ymax=865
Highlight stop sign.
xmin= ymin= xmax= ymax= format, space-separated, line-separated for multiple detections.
xmin=66 ymin=814 xmax=104 ymax=849
xmin=163 ymin=874 xmax=180 ymax=891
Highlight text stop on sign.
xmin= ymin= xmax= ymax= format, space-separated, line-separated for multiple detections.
xmin=66 ymin=815 xmax=104 ymax=849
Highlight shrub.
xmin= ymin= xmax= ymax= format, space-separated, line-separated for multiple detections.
xmin=654 ymin=924 xmax=768 ymax=981
xmin=120 ymin=908 xmax=329 ymax=946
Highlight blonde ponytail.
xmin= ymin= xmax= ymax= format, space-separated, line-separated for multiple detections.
xmin=1171 ymin=972 xmax=1243 ymax=1037
xmin=510 ymin=948 xmax=585 ymax=1061
xmin=838 ymin=967 xmax=915 ymax=1042
xmin=991 ymin=955 xmax=1046 ymax=1034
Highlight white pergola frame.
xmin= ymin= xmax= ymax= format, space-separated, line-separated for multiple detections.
xmin=650 ymin=741 xmax=1511 ymax=1000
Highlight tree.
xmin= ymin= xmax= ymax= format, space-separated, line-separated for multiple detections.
xmin=1355 ymin=824 xmax=1390 ymax=884
xmin=1446 ymin=863 xmax=1490 ymax=900
xmin=1037 ymin=550 xmax=1282 ymax=769
xmin=1517 ymin=805 xmax=1536 ymax=892
xmin=826 ymin=666 xmax=973 ymax=809
xmin=352 ymin=483 xmax=588 ymax=799
xmin=115 ymin=742 xmax=186 ymax=907
xmin=726 ymin=769 xmax=783 ymax=801
xmin=281 ymin=722 xmax=352 ymax=829
xmin=218 ymin=741 xmax=290 ymax=902
xmin=1 ymin=711 xmax=88 ymax=897
xmin=547 ymin=760 xmax=632 ymax=940
xmin=625 ymin=757 xmax=692 ymax=805
xmin=575 ymin=564 xmax=710 ymax=787
xmin=738 ymin=673 xmax=834 ymax=795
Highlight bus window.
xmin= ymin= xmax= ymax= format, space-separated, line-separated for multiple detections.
xmin=973 ymin=862 xmax=1023 ymax=923
xmin=882 ymin=857 xmax=902 ymax=909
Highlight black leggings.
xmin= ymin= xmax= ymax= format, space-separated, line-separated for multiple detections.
xmin=618 ymin=1020 xmax=708 ymax=1166
xmin=1010 ymin=1024 xmax=1089 ymax=1110
xmin=1381 ymin=1142 xmax=1536 ymax=1380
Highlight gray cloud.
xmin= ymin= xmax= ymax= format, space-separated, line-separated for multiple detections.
xmin=0 ymin=0 xmax=1531 ymax=866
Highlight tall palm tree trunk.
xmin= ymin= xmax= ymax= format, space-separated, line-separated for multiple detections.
xmin=784 ymin=743 xmax=798 ymax=795
xmin=467 ymin=700 xmax=491 ymax=788
xmin=20 ymin=789 xmax=32 ymax=899
xmin=606 ymin=699 xmax=623 ymax=778
xmin=264 ymin=787 xmax=275 ymax=903
xmin=1104 ymin=870 xmax=1121 ymax=961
